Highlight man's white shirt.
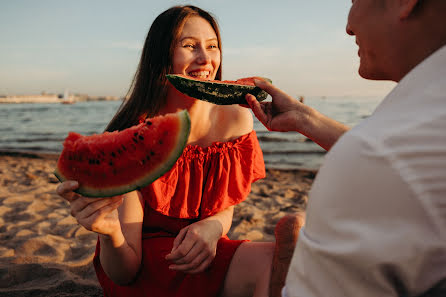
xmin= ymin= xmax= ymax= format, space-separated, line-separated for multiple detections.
xmin=283 ymin=46 xmax=446 ymax=297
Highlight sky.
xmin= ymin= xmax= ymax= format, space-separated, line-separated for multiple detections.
xmin=0 ymin=0 xmax=396 ymax=98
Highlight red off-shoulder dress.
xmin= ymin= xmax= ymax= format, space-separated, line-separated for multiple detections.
xmin=93 ymin=131 xmax=265 ymax=297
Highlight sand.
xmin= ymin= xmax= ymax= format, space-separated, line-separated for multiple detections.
xmin=0 ymin=151 xmax=314 ymax=296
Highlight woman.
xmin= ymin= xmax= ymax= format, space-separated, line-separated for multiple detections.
xmin=57 ymin=5 xmax=277 ymax=297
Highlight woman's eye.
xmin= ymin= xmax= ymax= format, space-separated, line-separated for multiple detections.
xmin=183 ymin=44 xmax=194 ymax=48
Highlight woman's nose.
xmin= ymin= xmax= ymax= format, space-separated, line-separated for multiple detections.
xmin=196 ymin=47 xmax=211 ymax=64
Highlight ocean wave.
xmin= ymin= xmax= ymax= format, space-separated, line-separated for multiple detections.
xmin=0 ymin=145 xmax=60 ymax=152
xmin=0 ymin=137 xmax=65 ymax=143
xmin=14 ymin=106 xmax=52 ymax=113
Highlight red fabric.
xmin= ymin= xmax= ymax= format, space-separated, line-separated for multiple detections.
xmin=93 ymin=131 xmax=265 ymax=297
xmin=140 ymin=130 xmax=265 ymax=218
xmin=94 ymin=209 xmax=245 ymax=297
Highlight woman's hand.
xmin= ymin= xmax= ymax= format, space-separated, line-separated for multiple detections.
xmin=165 ymin=219 xmax=223 ymax=274
xmin=56 ymin=180 xmax=124 ymax=237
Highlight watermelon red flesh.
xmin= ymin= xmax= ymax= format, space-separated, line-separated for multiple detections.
xmin=54 ymin=110 xmax=190 ymax=197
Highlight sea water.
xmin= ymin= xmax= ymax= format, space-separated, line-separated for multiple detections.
xmin=0 ymin=96 xmax=382 ymax=170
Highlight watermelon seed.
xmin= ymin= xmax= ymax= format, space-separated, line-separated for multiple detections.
xmin=159 ymin=140 xmax=163 ymax=145
xmin=141 ymin=159 xmax=146 ymax=165
xmin=117 ymin=148 xmax=122 ymax=155
xmin=122 ymin=145 xmax=127 ymax=151
xmin=109 ymin=161 xmax=114 ymax=166
xmin=132 ymin=138 xmax=138 ymax=144
xmin=146 ymin=121 xmax=152 ymax=126
xmin=111 ymin=152 xmax=116 ymax=158
xmin=150 ymin=151 xmax=155 ymax=156
xmin=96 ymin=160 xmax=100 ymax=165
xmin=138 ymin=135 xmax=144 ymax=141
xmin=134 ymin=132 xmax=138 ymax=137
xmin=146 ymin=155 xmax=151 ymax=161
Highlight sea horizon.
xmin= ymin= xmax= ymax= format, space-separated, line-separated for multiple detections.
xmin=0 ymin=95 xmax=383 ymax=170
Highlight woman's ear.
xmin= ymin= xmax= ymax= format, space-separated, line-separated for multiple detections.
xmin=399 ymin=0 xmax=420 ymax=20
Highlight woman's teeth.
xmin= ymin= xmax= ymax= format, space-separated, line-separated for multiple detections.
xmin=188 ymin=71 xmax=210 ymax=79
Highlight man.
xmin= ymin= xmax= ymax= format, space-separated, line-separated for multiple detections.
xmin=246 ymin=0 xmax=446 ymax=296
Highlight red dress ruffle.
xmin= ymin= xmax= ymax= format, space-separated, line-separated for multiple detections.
xmin=94 ymin=131 xmax=265 ymax=297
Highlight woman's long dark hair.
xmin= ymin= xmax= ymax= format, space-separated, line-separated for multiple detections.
xmin=105 ymin=5 xmax=222 ymax=132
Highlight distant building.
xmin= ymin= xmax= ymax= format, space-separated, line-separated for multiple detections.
xmin=0 ymin=94 xmax=60 ymax=104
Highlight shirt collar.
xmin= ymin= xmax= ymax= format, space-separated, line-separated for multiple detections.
xmin=375 ymin=45 xmax=446 ymax=112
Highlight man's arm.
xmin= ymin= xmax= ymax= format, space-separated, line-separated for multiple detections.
xmin=245 ymin=79 xmax=349 ymax=151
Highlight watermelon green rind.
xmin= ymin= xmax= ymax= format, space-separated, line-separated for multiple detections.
xmin=166 ymin=74 xmax=272 ymax=105
xmin=54 ymin=110 xmax=191 ymax=198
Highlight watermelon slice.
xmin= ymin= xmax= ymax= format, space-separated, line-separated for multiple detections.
xmin=166 ymin=74 xmax=272 ymax=105
xmin=54 ymin=110 xmax=190 ymax=198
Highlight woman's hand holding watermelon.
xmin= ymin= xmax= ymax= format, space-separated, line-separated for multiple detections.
xmin=56 ymin=180 xmax=124 ymax=236
xmin=165 ymin=219 xmax=222 ymax=274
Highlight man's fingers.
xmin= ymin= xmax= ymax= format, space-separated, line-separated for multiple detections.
xmin=246 ymin=94 xmax=271 ymax=129
xmin=253 ymin=78 xmax=283 ymax=98
xmin=246 ymin=94 xmax=265 ymax=119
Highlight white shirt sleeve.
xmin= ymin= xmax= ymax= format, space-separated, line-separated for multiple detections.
xmin=283 ymin=132 xmax=446 ymax=297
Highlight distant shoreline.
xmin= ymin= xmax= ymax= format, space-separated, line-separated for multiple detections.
xmin=0 ymin=94 xmax=123 ymax=104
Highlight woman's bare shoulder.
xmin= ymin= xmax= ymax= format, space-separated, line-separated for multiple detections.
xmin=214 ymin=105 xmax=253 ymax=138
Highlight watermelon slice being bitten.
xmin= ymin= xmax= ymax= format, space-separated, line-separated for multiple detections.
xmin=166 ymin=74 xmax=272 ymax=105
xmin=54 ymin=110 xmax=190 ymax=198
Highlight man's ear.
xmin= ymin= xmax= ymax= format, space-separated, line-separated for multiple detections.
xmin=399 ymin=0 xmax=420 ymax=20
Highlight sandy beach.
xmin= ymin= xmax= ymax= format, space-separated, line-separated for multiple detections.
xmin=0 ymin=151 xmax=314 ymax=296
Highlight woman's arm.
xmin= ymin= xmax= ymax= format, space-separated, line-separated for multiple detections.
xmin=57 ymin=182 xmax=144 ymax=285
xmin=200 ymin=205 xmax=234 ymax=237
xmin=99 ymin=190 xmax=144 ymax=285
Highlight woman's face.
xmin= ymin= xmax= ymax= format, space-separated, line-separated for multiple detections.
xmin=172 ymin=16 xmax=221 ymax=80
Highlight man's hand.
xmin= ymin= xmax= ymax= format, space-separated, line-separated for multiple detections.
xmin=246 ymin=79 xmax=306 ymax=132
